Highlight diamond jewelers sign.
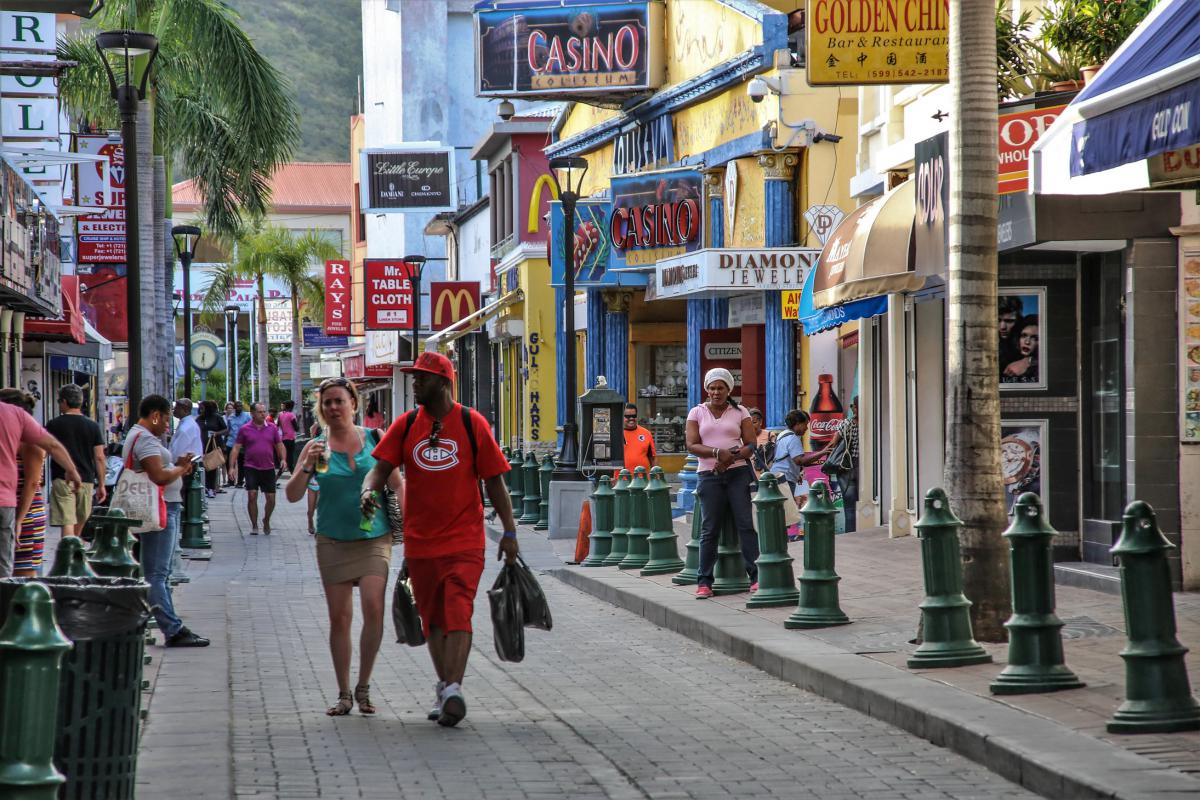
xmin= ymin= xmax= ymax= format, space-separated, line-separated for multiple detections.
xmin=806 ymin=0 xmax=949 ymax=86
xmin=360 ymin=145 xmax=456 ymax=213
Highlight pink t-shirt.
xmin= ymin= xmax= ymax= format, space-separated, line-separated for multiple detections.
xmin=278 ymin=410 xmax=297 ymax=440
xmin=235 ymin=421 xmax=283 ymax=470
xmin=686 ymin=403 xmax=751 ymax=472
xmin=0 ymin=403 xmax=49 ymax=506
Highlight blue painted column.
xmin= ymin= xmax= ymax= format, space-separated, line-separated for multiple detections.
xmin=603 ymin=291 xmax=631 ymax=398
xmin=555 ymin=285 xmax=568 ymax=448
xmin=761 ymin=151 xmax=800 ymax=428
xmin=586 ymin=287 xmax=606 ymax=389
xmin=699 ymin=168 xmax=728 ymax=390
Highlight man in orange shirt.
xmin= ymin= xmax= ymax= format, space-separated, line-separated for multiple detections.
xmin=622 ymin=403 xmax=657 ymax=473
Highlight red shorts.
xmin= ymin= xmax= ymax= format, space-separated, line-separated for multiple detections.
xmin=406 ymin=550 xmax=485 ymax=638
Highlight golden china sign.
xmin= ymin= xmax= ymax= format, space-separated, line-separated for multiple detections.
xmin=806 ymin=0 xmax=949 ymax=86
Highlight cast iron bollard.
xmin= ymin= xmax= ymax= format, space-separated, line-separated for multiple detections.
xmin=536 ymin=454 xmax=553 ymax=531
xmin=748 ymin=473 xmax=799 ymax=608
xmin=641 ymin=466 xmax=685 ymax=576
xmin=907 ymin=488 xmax=992 ymax=669
xmin=49 ymin=537 xmax=97 ymax=578
xmin=675 ymin=453 xmax=698 ymax=514
xmin=519 ymin=451 xmax=541 ymax=524
xmin=180 ymin=467 xmax=211 ymax=549
xmin=507 ymin=449 xmax=525 ymax=512
xmin=0 ymin=582 xmax=73 ymax=800
xmin=990 ymin=493 xmax=1084 ymax=695
xmin=713 ymin=516 xmax=751 ymax=595
xmin=582 ymin=476 xmax=615 ymax=567
xmin=619 ymin=467 xmax=652 ymax=570
xmin=1107 ymin=500 xmax=1200 ymax=733
xmin=672 ymin=502 xmax=703 ymax=585
xmin=87 ymin=509 xmax=143 ymax=579
xmin=602 ymin=470 xmax=632 ymax=566
xmin=786 ymin=481 xmax=848 ymax=627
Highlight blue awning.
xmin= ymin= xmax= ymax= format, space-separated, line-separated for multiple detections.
xmin=1068 ymin=0 xmax=1200 ymax=176
xmin=796 ymin=258 xmax=887 ymax=336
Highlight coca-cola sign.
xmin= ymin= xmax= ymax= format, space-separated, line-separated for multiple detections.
xmin=360 ymin=146 xmax=456 ymax=213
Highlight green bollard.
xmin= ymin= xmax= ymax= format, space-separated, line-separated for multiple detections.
xmin=1107 ymin=501 xmax=1200 ymax=734
xmin=747 ymin=473 xmax=799 ymax=608
xmin=641 ymin=466 xmax=685 ymax=576
xmin=0 ymin=582 xmax=73 ymax=800
xmin=535 ymin=454 xmax=553 ymax=531
xmin=180 ymin=467 xmax=211 ymax=549
xmin=786 ymin=481 xmax=848 ymax=626
xmin=672 ymin=502 xmax=703 ymax=585
xmin=507 ymin=450 xmax=525 ymax=513
xmin=907 ymin=488 xmax=992 ymax=669
xmin=602 ymin=470 xmax=632 ymax=566
xmin=990 ymin=493 xmax=1084 ymax=695
xmin=198 ymin=466 xmax=210 ymax=523
xmin=712 ymin=515 xmax=752 ymax=595
xmin=619 ymin=467 xmax=652 ymax=570
xmin=519 ymin=452 xmax=541 ymax=524
xmin=48 ymin=537 xmax=96 ymax=578
xmin=87 ymin=509 xmax=143 ymax=579
xmin=581 ymin=476 xmax=615 ymax=567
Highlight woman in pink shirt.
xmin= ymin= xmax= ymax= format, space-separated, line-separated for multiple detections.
xmin=684 ymin=368 xmax=760 ymax=599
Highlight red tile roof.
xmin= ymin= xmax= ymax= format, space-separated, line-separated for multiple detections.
xmin=172 ymin=162 xmax=352 ymax=214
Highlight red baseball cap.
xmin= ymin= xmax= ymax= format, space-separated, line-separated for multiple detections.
xmin=401 ymin=351 xmax=456 ymax=382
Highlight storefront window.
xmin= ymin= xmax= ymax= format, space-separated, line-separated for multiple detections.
xmin=635 ymin=343 xmax=687 ymax=455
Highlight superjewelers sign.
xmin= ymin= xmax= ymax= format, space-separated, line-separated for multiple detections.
xmin=364 ymin=260 xmax=414 ymax=331
xmin=806 ymin=0 xmax=949 ymax=86
xmin=475 ymin=1 xmax=664 ymax=96
xmin=609 ymin=168 xmax=703 ymax=269
xmin=360 ymin=146 xmax=456 ymax=213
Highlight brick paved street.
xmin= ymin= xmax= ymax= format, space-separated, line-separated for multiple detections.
xmin=134 ymin=490 xmax=1036 ymax=799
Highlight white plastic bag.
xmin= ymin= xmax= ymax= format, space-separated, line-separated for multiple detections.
xmin=110 ymin=433 xmax=167 ymax=533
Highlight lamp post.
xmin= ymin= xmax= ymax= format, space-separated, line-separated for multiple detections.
xmin=547 ymin=156 xmax=589 ymax=481
xmin=172 ymin=225 xmax=202 ymax=398
xmin=225 ymin=305 xmax=239 ymax=403
xmin=403 ymin=255 xmax=427 ymax=360
xmin=96 ymin=29 xmax=159 ymax=414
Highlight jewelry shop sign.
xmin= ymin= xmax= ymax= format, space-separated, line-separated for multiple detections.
xmin=360 ymin=145 xmax=456 ymax=214
xmin=806 ymin=0 xmax=949 ymax=86
xmin=655 ymin=248 xmax=821 ymax=300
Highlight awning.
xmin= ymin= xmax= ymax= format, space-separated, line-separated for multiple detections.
xmin=796 ymin=258 xmax=888 ymax=336
xmin=25 ymin=276 xmax=86 ymax=344
xmin=427 ymin=290 xmax=522 ymax=353
xmin=1031 ymin=0 xmax=1200 ymax=193
xmin=812 ymin=180 xmax=918 ymax=309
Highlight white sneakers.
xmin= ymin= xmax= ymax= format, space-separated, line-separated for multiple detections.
xmin=438 ymin=682 xmax=466 ymax=727
xmin=428 ymin=681 xmax=446 ymax=721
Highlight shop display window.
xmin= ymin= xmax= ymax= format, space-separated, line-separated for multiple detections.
xmin=634 ymin=343 xmax=687 ymax=454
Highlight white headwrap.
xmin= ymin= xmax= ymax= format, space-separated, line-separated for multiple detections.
xmin=704 ymin=368 xmax=735 ymax=391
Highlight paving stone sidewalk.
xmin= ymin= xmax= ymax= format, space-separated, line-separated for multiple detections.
xmin=133 ymin=488 xmax=1040 ymax=799
xmin=516 ymin=510 xmax=1200 ymax=799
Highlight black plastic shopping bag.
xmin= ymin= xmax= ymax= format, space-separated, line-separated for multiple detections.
xmin=392 ymin=561 xmax=425 ymax=647
xmin=513 ymin=556 xmax=553 ymax=631
xmin=488 ymin=563 xmax=525 ymax=662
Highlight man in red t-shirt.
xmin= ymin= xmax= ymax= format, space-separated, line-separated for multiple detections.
xmin=364 ymin=351 xmax=517 ymax=728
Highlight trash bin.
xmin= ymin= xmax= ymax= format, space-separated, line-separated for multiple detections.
xmin=0 ymin=577 xmax=150 ymax=800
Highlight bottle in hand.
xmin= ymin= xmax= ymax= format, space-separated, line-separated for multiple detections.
xmin=315 ymin=431 xmax=330 ymax=474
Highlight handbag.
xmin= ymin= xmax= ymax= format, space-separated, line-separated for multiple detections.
xmin=202 ymin=435 xmax=226 ymax=471
xmin=821 ymin=435 xmax=854 ymax=476
xmin=110 ymin=433 xmax=168 ymax=534
xmin=391 ymin=561 xmax=425 ymax=646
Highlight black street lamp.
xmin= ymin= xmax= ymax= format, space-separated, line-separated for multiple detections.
xmin=225 ymin=304 xmax=240 ymax=403
xmin=97 ymin=29 xmax=159 ymax=414
xmin=403 ymin=255 xmax=427 ymax=360
xmin=173 ymin=225 xmax=202 ymax=398
xmin=547 ymin=155 xmax=589 ymax=481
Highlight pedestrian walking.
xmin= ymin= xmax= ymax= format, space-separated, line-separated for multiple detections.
xmin=198 ymin=400 xmax=229 ymax=497
xmin=226 ymin=401 xmax=251 ymax=487
xmin=363 ymin=397 xmax=384 ymax=431
xmin=0 ymin=389 xmax=82 ymax=577
xmin=44 ymin=383 xmax=107 ymax=537
xmin=228 ymin=403 xmax=286 ymax=535
xmin=363 ymin=351 xmax=518 ymax=728
xmin=284 ymin=377 xmax=403 ymax=716
xmin=747 ymin=407 xmax=776 ymax=475
xmin=684 ymin=368 xmax=759 ymax=599
xmin=120 ymin=394 xmax=209 ymax=647
xmin=0 ymin=390 xmax=48 ymax=576
xmin=824 ymin=396 xmax=860 ymax=532
xmin=278 ymin=400 xmax=299 ymax=473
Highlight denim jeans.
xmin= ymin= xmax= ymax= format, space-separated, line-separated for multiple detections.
xmin=0 ymin=507 xmax=15 ymax=578
xmin=167 ymin=501 xmax=186 ymax=580
xmin=696 ymin=465 xmax=759 ymax=588
xmin=142 ymin=513 xmax=184 ymax=638
xmin=837 ymin=469 xmax=858 ymax=533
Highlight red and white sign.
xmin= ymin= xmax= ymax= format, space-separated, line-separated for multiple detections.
xmin=324 ymin=259 xmax=351 ymax=335
xmin=998 ymin=105 xmax=1065 ymax=195
xmin=429 ymin=281 xmax=480 ymax=331
xmin=75 ymin=136 xmax=126 ymax=263
xmin=364 ymin=259 xmax=413 ymax=330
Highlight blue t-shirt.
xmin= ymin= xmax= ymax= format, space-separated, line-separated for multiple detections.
xmin=226 ymin=412 xmax=251 ymax=446
xmin=769 ymin=431 xmax=806 ymax=486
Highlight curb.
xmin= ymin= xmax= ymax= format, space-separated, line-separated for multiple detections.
xmin=547 ymin=564 xmax=1200 ymax=800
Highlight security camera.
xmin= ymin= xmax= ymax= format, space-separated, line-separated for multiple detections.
xmin=747 ymin=77 xmax=769 ymax=104
xmin=497 ymin=100 xmax=515 ymax=121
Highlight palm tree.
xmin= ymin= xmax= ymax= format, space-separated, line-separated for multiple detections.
xmin=56 ymin=0 xmax=299 ymax=397
xmin=200 ymin=224 xmax=340 ymax=410
xmin=946 ymin=0 xmax=1011 ymax=641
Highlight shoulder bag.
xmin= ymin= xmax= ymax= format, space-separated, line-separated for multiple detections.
xmin=110 ymin=433 xmax=168 ymax=533
xmin=203 ymin=434 xmax=226 ymax=471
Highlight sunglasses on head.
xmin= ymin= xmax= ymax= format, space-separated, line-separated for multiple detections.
xmin=428 ymin=417 xmax=442 ymax=449
xmin=319 ymin=377 xmax=352 ymax=391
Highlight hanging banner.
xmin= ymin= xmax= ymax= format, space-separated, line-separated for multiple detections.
xmin=360 ymin=145 xmax=456 ymax=213
xmin=364 ymin=259 xmax=414 ymax=330
xmin=75 ymin=135 xmax=126 ymax=264
xmin=549 ymin=199 xmax=641 ymax=287
xmin=915 ymin=131 xmax=948 ymax=276
xmin=805 ymin=0 xmax=949 ymax=86
xmin=324 ymin=259 xmax=351 ymax=336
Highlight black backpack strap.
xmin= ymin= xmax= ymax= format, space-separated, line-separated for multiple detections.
xmin=396 ymin=409 xmax=419 ymax=454
xmin=461 ymin=405 xmax=478 ymax=461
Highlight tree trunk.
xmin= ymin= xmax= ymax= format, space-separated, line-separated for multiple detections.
xmin=291 ymin=292 xmax=303 ymax=411
xmin=154 ymin=155 xmax=170 ymax=398
xmin=137 ymin=100 xmax=160 ymax=397
xmin=946 ymin=0 xmax=1011 ymax=641
xmin=256 ymin=273 xmax=270 ymax=407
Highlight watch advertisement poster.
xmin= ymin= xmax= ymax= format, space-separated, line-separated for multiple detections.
xmin=1001 ymin=420 xmax=1046 ymax=519
xmin=1182 ymin=250 xmax=1200 ymax=441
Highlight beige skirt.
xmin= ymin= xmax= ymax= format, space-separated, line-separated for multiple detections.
xmin=315 ymin=534 xmax=392 ymax=585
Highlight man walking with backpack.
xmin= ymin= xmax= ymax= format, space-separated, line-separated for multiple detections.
xmin=363 ymin=351 xmax=518 ymax=728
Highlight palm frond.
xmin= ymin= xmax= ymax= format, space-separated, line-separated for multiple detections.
xmin=56 ymin=34 xmax=119 ymax=130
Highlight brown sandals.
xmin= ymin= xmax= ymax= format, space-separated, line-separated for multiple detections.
xmin=327 ymin=691 xmax=353 ymax=716
xmin=354 ymin=684 xmax=375 ymax=715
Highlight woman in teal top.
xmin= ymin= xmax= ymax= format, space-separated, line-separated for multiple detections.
xmin=286 ymin=377 xmax=402 ymax=717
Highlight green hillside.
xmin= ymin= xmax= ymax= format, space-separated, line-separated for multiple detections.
xmin=227 ymin=0 xmax=362 ymax=164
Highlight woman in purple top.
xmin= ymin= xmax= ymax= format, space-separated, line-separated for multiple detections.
xmin=684 ymin=368 xmax=760 ymax=599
